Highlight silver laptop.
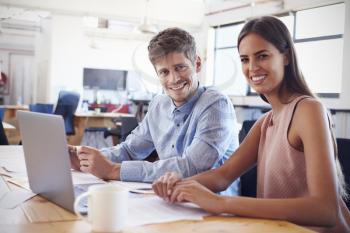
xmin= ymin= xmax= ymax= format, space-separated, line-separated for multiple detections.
xmin=17 ymin=110 xmax=82 ymax=213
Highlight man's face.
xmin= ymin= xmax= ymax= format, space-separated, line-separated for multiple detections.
xmin=154 ymin=52 xmax=201 ymax=107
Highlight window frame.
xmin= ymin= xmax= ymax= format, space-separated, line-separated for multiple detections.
xmin=212 ymin=3 xmax=345 ymax=98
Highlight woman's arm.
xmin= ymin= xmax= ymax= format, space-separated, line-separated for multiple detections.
xmin=170 ymin=99 xmax=339 ymax=227
xmin=187 ymin=116 xmax=263 ymax=192
xmin=152 ymin=116 xmax=264 ymax=198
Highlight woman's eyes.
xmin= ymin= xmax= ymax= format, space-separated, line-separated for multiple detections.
xmin=240 ymin=54 xmax=268 ymax=63
xmin=257 ymin=54 xmax=268 ymax=60
xmin=240 ymin=57 xmax=248 ymax=63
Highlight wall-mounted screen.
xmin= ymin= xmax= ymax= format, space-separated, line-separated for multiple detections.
xmin=83 ymin=68 xmax=127 ymax=91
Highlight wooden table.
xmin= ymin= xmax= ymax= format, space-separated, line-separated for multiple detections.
xmin=0 ymin=146 xmax=314 ymax=233
xmin=70 ymin=111 xmax=135 ymax=145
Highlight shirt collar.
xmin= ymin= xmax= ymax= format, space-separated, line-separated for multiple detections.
xmin=170 ymin=85 xmax=205 ymax=115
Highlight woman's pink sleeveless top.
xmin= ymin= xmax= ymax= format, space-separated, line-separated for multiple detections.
xmin=257 ymin=96 xmax=309 ymax=198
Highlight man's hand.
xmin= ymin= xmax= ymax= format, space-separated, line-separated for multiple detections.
xmin=152 ymin=172 xmax=182 ymax=201
xmin=68 ymin=145 xmax=81 ymax=171
xmin=77 ymin=146 xmax=121 ymax=180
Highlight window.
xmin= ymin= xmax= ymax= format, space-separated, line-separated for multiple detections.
xmin=294 ymin=3 xmax=345 ymax=96
xmin=213 ymin=22 xmax=246 ymax=96
xmin=212 ymin=3 xmax=345 ymax=97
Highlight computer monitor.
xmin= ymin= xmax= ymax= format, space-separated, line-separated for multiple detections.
xmin=83 ymin=68 xmax=127 ymax=91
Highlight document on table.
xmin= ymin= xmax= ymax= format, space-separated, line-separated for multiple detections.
xmin=111 ymin=180 xmax=154 ymax=194
xmin=71 ymin=170 xmax=106 ymax=185
xmin=0 ymin=151 xmax=27 ymax=176
xmin=7 ymin=170 xmax=106 ymax=190
xmin=0 ymin=189 xmax=37 ymax=209
xmin=126 ymin=196 xmax=209 ymax=227
xmin=0 ymin=176 xmax=36 ymax=209
xmin=7 ymin=176 xmax=30 ymax=190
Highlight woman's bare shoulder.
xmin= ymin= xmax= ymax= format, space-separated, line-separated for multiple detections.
xmin=293 ymin=97 xmax=329 ymax=136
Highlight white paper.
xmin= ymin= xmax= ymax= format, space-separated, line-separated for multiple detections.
xmin=6 ymin=176 xmax=30 ymax=190
xmin=71 ymin=170 xmax=106 ymax=185
xmin=126 ymin=196 xmax=208 ymax=227
xmin=0 ymin=154 xmax=27 ymax=173
xmin=0 ymin=190 xmax=37 ymax=209
xmin=110 ymin=180 xmax=154 ymax=194
xmin=0 ymin=166 xmax=12 ymax=177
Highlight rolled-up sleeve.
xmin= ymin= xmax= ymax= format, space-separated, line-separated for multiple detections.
xmin=99 ymin=113 xmax=155 ymax=163
xmin=120 ymin=139 xmax=217 ymax=182
xmin=119 ymin=98 xmax=236 ymax=182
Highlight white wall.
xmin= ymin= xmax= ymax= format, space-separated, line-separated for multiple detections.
xmin=34 ymin=18 xmax=52 ymax=103
xmin=35 ymin=14 xmax=163 ymax=104
xmin=49 ymin=14 xmax=85 ymax=101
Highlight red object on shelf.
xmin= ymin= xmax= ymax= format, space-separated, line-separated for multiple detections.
xmin=89 ymin=103 xmax=129 ymax=113
xmin=0 ymin=72 xmax=9 ymax=95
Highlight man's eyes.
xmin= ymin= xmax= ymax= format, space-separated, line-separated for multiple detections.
xmin=159 ymin=70 xmax=169 ymax=77
xmin=176 ymin=65 xmax=187 ymax=71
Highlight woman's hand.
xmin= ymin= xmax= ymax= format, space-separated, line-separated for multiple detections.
xmin=152 ymin=172 xmax=182 ymax=201
xmin=170 ymin=180 xmax=225 ymax=214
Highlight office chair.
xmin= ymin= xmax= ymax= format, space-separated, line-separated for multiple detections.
xmin=103 ymin=116 xmax=158 ymax=162
xmin=54 ymin=90 xmax=80 ymax=135
xmin=238 ymin=120 xmax=256 ymax=144
xmin=104 ymin=116 xmax=139 ymax=143
xmin=29 ymin=103 xmax=54 ymax=114
xmin=0 ymin=121 xmax=9 ymax=145
xmin=239 ymin=120 xmax=258 ymax=197
xmin=337 ymin=138 xmax=350 ymax=209
xmin=0 ymin=107 xmax=5 ymax=121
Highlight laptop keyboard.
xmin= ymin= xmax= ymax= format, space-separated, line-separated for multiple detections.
xmin=74 ymin=183 xmax=104 ymax=215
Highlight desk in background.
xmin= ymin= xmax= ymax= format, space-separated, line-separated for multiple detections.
xmin=2 ymin=122 xmax=15 ymax=143
xmin=1 ymin=105 xmax=29 ymax=120
xmin=130 ymin=99 xmax=150 ymax=122
xmin=2 ymin=122 xmax=15 ymax=130
xmin=0 ymin=146 xmax=314 ymax=233
xmin=69 ymin=111 xmax=135 ymax=145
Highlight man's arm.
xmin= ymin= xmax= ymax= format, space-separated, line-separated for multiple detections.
xmin=99 ymin=111 xmax=156 ymax=163
xmin=71 ymin=102 xmax=157 ymax=180
xmin=120 ymin=98 xmax=238 ymax=182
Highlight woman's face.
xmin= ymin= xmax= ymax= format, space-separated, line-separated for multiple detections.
xmin=238 ymin=33 xmax=288 ymax=97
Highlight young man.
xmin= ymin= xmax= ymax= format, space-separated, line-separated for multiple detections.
xmin=70 ymin=27 xmax=240 ymax=195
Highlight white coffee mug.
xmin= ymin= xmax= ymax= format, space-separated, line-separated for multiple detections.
xmin=74 ymin=184 xmax=128 ymax=232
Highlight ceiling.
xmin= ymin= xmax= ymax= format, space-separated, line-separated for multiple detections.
xmin=0 ymin=0 xmax=210 ymax=28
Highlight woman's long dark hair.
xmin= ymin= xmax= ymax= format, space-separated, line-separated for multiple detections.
xmin=237 ymin=16 xmax=314 ymax=103
xmin=237 ymin=16 xmax=347 ymax=199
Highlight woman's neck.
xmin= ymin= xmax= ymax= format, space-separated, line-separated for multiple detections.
xmin=265 ymin=91 xmax=297 ymax=115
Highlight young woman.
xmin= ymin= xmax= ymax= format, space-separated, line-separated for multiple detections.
xmin=152 ymin=16 xmax=350 ymax=232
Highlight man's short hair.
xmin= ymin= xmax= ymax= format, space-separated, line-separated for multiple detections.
xmin=148 ymin=27 xmax=197 ymax=65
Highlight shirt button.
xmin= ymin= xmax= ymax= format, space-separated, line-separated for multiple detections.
xmin=176 ymin=124 xmax=180 ymax=127
xmin=172 ymin=145 xmax=174 ymax=148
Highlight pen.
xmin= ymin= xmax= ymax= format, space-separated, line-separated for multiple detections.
xmin=129 ymin=187 xmax=154 ymax=194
